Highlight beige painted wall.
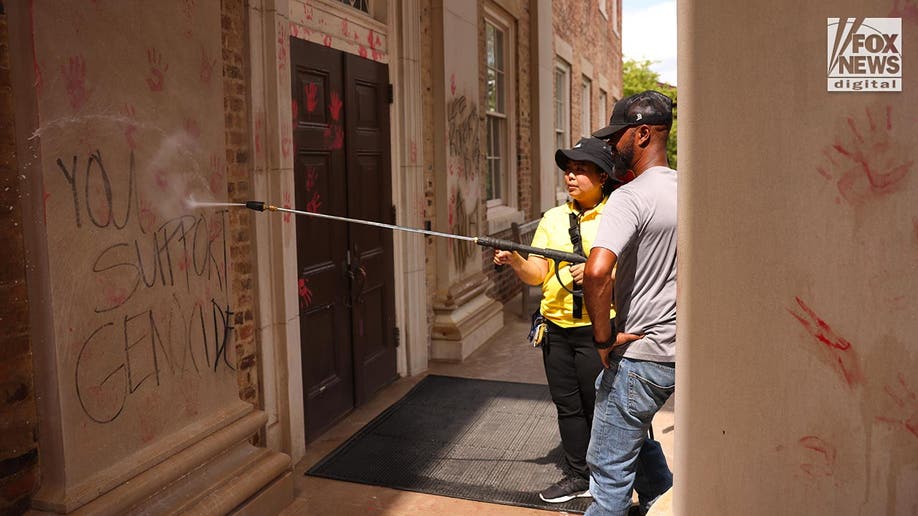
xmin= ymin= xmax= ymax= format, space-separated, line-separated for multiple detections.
xmin=678 ymin=1 xmax=917 ymax=514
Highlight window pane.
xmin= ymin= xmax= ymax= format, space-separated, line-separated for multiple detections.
xmin=486 ymin=24 xmax=496 ymax=68
xmin=487 ymin=68 xmax=497 ymax=112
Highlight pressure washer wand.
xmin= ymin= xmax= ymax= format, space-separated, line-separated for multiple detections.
xmin=244 ymin=201 xmax=585 ymax=265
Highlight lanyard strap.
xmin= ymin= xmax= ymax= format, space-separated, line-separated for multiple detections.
xmin=568 ymin=211 xmax=586 ymax=319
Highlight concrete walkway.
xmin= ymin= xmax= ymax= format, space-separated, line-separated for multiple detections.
xmin=281 ymin=295 xmax=675 ymax=515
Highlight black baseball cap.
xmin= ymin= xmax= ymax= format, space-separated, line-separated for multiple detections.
xmin=555 ymin=137 xmax=615 ymax=176
xmin=592 ymin=90 xmax=674 ymax=139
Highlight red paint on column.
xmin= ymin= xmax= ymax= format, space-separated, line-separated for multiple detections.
xmin=787 ymin=297 xmax=865 ymax=388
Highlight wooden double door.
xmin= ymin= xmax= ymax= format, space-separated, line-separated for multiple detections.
xmin=290 ymin=38 xmax=397 ymax=442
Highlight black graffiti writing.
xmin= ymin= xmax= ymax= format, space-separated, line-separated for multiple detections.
xmin=92 ymin=212 xmax=227 ymax=313
xmin=76 ymin=298 xmax=234 ymax=424
xmin=56 ymin=149 xmax=140 ymax=231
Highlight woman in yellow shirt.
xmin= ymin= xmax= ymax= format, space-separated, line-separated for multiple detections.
xmin=493 ymin=137 xmax=617 ymax=504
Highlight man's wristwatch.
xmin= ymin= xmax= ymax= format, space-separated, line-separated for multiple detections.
xmin=593 ymin=335 xmax=615 ymax=349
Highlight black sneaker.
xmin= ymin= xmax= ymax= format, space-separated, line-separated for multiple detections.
xmin=538 ymin=475 xmax=591 ymax=503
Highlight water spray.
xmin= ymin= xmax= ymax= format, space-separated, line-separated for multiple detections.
xmin=236 ymin=200 xmax=586 ymax=265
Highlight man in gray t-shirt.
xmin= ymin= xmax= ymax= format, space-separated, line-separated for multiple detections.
xmin=582 ymin=90 xmax=676 ymax=516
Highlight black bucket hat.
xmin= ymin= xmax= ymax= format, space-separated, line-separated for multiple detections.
xmin=555 ymin=137 xmax=615 ymax=176
xmin=592 ymin=90 xmax=673 ymax=139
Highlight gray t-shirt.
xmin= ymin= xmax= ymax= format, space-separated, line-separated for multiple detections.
xmin=591 ymin=166 xmax=677 ymax=362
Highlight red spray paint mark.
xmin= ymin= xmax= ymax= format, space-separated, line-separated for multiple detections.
xmin=890 ymin=0 xmax=918 ymax=24
xmin=61 ymin=55 xmax=91 ymax=111
xmin=304 ymin=4 xmax=314 ymax=20
xmin=323 ymin=34 xmax=333 ymax=47
xmin=341 ymin=19 xmax=350 ymax=37
xmin=298 ymin=277 xmax=313 ymax=308
xmin=290 ymin=22 xmax=299 ymax=39
xmin=305 ymin=83 xmax=318 ymax=113
xmin=817 ymin=106 xmax=913 ymax=206
xmin=450 ymin=73 xmax=457 ymax=96
xmin=306 ymin=192 xmax=322 ymax=213
xmin=121 ymin=104 xmax=137 ymax=149
xmin=282 ymin=191 xmax=292 ymax=223
xmin=329 ymin=91 xmax=343 ymax=121
xmin=876 ymin=373 xmax=918 ymax=440
xmin=199 ymin=46 xmax=216 ymax=84
xmin=146 ymin=48 xmax=169 ymax=91
xmin=292 ymin=99 xmax=299 ymax=125
xmin=410 ymin=140 xmax=418 ymax=164
xmin=359 ymin=45 xmax=368 ymax=59
xmin=371 ymin=49 xmax=383 ymax=62
xmin=798 ymin=436 xmax=836 ymax=478
xmin=787 ymin=297 xmax=864 ymax=388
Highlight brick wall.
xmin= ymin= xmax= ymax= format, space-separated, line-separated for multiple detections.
xmin=220 ymin=0 xmax=261 ymax=415
xmin=553 ymin=1 xmax=622 ymax=139
xmin=0 ymin=7 xmax=41 ymax=516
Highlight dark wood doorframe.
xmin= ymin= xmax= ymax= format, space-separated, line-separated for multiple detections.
xmin=290 ymin=38 xmax=397 ymax=442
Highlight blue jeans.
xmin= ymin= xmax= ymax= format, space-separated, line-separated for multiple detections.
xmin=585 ymin=356 xmax=675 ymax=516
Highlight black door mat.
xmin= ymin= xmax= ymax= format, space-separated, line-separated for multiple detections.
xmin=306 ymin=374 xmax=592 ymax=513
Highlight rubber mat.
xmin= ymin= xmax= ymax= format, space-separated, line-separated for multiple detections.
xmin=306 ymin=374 xmax=592 ymax=513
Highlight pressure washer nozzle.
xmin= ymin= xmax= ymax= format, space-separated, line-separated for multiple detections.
xmin=245 ymin=201 xmax=267 ymax=212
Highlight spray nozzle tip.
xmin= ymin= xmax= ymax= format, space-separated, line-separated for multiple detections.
xmin=245 ymin=201 xmax=267 ymax=212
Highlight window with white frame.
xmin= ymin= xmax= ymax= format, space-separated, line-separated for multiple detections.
xmin=581 ymin=77 xmax=592 ymax=138
xmin=554 ymin=60 xmax=571 ymax=203
xmin=599 ymin=0 xmax=608 ymax=19
xmin=598 ymin=89 xmax=608 ymax=129
xmin=484 ymin=10 xmax=516 ymax=210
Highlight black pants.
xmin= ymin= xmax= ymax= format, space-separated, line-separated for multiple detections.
xmin=542 ymin=320 xmax=604 ymax=479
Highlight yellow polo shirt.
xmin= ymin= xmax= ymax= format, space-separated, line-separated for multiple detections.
xmin=530 ymin=198 xmax=615 ymax=328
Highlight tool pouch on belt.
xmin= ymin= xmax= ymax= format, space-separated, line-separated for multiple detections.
xmin=528 ymin=309 xmax=548 ymax=348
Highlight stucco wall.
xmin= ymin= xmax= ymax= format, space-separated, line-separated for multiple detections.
xmin=678 ymin=1 xmax=917 ymax=514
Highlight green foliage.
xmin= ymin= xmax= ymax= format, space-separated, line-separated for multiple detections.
xmin=622 ymin=59 xmax=677 ymax=168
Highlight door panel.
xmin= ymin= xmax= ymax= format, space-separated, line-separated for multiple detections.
xmin=290 ymin=39 xmax=397 ymax=441
xmin=291 ymin=39 xmax=353 ymax=442
xmin=345 ymin=53 xmax=397 ymax=405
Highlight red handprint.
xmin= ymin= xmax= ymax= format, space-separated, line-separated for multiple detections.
xmin=305 ymin=166 xmax=318 ymax=191
xmin=305 ymin=83 xmax=318 ymax=113
xmin=184 ymin=118 xmax=201 ymax=143
xmin=209 ymin=154 xmax=225 ymax=195
xmin=877 ymin=373 xmax=918 ymax=440
xmin=282 ymin=191 xmax=292 ymax=223
xmin=281 ymin=126 xmax=292 ymax=158
xmin=816 ymin=106 xmax=913 ymax=206
xmin=139 ymin=198 xmax=157 ymax=233
xmin=199 ymin=46 xmax=216 ymax=84
xmin=61 ymin=55 xmax=91 ymax=111
xmin=323 ymin=34 xmax=333 ymax=47
xmin=146 ymin=48 xmax=169 ymax=91
xmin=787 ymin=296 xmax=864 ymax=389
xmin=797 ymin=436 xmax=836 ymax=478
xmin=121 ymin=104 xmax=137 ymax=149
xmin=306 ymin=192 xmax=322 ymax=213
xmin=277 ymin=22 xmax=289 ymax=71
xmin=329 ymin=91 xmax=343 ymax=121
xmin=298 ymin=277 xmax=313 ymax=309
